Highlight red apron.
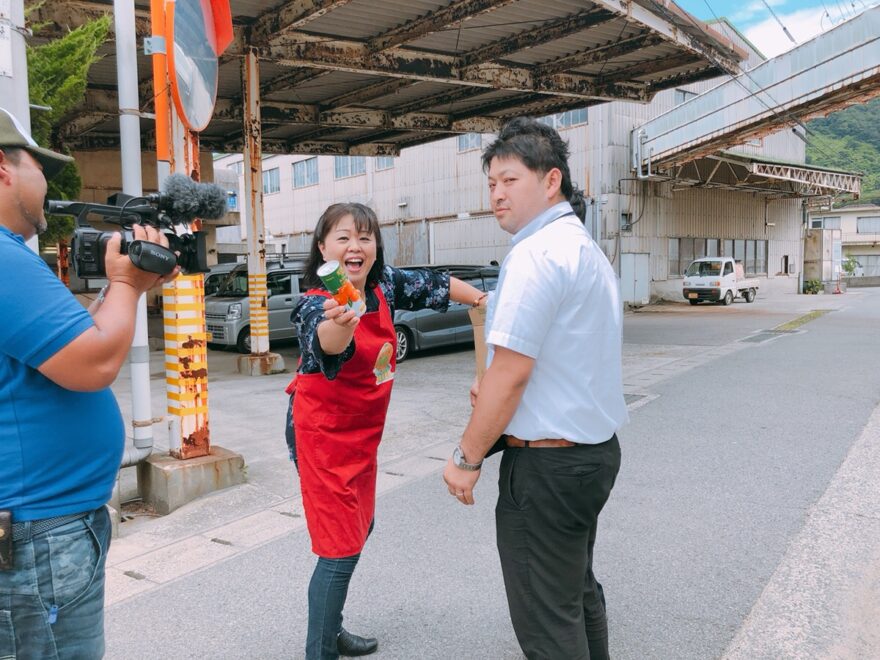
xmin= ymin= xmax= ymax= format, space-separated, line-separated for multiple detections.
xmin=291 ymin=285 xmax=396 ymax=558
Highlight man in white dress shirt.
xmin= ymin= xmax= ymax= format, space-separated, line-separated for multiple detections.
xmin=444 ymin=117 xmax=628 ymax=660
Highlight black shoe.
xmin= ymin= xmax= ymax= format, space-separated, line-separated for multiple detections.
xmin=337 ymin=628 xmax=378 ymax=657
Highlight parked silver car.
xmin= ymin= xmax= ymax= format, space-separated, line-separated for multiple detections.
xmin=205 ymin=259 xmax=306 ymax=353
xmin=394 ymin=265 xmax=499 ymax=362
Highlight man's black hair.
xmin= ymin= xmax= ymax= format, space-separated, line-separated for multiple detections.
xmin=569 ymin=184 xmax=587 ymax=224
xmin=481 ymin=117 xmax=573 ymax=200
xmin=1 ymin=147 xmax=23 ymax=165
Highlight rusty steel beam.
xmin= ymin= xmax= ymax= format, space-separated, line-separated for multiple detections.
xmin=647 ymin=66 xmax=727 ymax=92
xmin=215 ymin=97 xmax=503 ymax=132
xmin=535 ymin=33 xmax=666 ymax=76
xmin=58 ymin=113 xmax=115 ymax=140
xmin=242 ymin=139 xmax=399 ymax=156
xmin=391 ymin=86 xmax=494 ymax=115
xmin=599 ymin=53 xmax=706 ymax=83
xmin=461 ymin=8 xmax=618 ymax=66
xmin=322 ymin=78 xmax=416 ymax=109
xmin=249 ymin=0 xmax=355 ymax=46
xmin=368 ymin=0 xmax=518 ymax=52
xmin=592 ymin=0 xmax=743 ymax=74
xmin=267 ymin=36 xmax=651 ymax=101
xmin=261 ymin=68 xmax=334 ymax=98
xmin=29 ymin=0 xmax=152 ymax=39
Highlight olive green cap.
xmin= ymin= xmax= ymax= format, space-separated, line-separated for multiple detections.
xmin=0 ymin=107 xmax=73 ymax=179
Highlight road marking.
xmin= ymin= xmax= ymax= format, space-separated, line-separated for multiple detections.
xmin=772 ymin=309 xmax=832 ymax=332
xmin=723 ymin=402 xmax=880 ymax=659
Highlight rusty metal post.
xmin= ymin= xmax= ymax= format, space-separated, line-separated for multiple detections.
xmin=164 ymin=114 xmax=212 ymax=458
xmin=238 ymin=48 xmax=285 ymax=375
xmin=242 ymin=48 xmax=269 ymax=355
xmin=150 ymin=0 xmax=211 ymax=458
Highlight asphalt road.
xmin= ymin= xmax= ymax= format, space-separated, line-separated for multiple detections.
xmin=105 ymin=289 xmax=880 ymax=659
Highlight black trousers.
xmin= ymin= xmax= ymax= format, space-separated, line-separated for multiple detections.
xmin=496 ymin=436 xmax=621 ymax=660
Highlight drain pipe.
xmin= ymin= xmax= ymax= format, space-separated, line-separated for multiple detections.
xmin=115 ymin=0 xmax=156 ymax=468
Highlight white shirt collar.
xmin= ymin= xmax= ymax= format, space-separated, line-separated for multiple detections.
xmin=510 ymin=201 xmax=575 ymax=246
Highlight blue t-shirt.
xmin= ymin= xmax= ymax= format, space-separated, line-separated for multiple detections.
xmin=0 ymin=226 xmax=124 ymax=521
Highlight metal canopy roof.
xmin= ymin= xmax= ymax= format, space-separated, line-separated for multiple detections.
xmin=633 ymin=6 xmax=880 ymax=172
xmin=32 ymin=0 xmax=746 ymax=156
xmin=667 ymin=151 xmax=862 ymax=201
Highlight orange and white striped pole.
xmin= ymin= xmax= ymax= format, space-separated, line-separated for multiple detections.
xmin=151 ymin=0 xmax=211 ymax=458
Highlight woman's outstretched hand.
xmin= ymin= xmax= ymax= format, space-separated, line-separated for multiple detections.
xmin=323 ymin=297 xmax=360 ymax=329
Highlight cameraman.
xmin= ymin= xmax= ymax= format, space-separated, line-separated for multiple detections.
xmin=0 ymin=109 xmax=178 ymax=658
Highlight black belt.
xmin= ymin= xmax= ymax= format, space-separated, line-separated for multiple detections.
xmin=12 ymin=512 xmax=90 ymax=543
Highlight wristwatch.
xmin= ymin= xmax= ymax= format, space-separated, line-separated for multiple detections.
xmin=452 ymin=445 xmax=483 ymax=471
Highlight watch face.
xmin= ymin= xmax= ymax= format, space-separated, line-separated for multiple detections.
xmin=453 ymin=446 xmax=463 ymax=466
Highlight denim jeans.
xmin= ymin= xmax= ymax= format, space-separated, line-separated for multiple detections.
xmin=0 ymin=507 xmax=111 ymax=660
xmin=305 ymin=553 xmax=361 ymax=660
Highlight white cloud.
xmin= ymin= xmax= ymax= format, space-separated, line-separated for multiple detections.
xmin=743 ymin=2 xmax=880 ymax=58
xmin=730 ymin=0 xmax=787 ymax=25
xmin=744 ymin=7 xmax=829 ymax=57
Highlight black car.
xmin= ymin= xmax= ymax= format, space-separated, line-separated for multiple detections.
xmin=394 ymin=265 xmax=499 ymax=362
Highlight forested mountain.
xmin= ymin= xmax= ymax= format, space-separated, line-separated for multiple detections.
xmin=806 ymin=97 xmax=880 ymax=204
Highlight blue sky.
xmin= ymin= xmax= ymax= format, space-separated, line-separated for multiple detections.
xmin=675 ymin=0 xmax=879 ymax=56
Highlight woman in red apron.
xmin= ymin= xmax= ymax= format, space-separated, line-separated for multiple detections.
xmin=285 ymin=203 xmax=485 ymax=659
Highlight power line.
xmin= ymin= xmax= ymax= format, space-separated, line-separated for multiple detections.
xmin=686 ymin=0 xmax=840 ymax=163
xmin=759 ymin=0 xmax=797 ymax=44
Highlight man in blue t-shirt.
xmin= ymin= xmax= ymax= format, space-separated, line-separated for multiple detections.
xmin=0 ymin=108 xmax=178 ymax=659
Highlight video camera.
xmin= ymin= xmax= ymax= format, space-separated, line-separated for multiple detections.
xmin=46 ymin=174 xmax=228 ymax=278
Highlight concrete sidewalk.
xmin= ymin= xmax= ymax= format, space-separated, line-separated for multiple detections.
xmin=104 ymin=288 xmax=879 ymax=658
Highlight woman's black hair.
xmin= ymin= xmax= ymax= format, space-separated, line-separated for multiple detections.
xmin=481 ymin=116 xmax=573 ymax=200
xmin=303 ymin=202 xmax=385 ymax=289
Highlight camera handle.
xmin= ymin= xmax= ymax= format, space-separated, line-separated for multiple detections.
xmin=121 ymin=231 xmax=178 ymax=276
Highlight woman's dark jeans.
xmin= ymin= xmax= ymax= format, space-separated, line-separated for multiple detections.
xmin=306 ymin=553 xmax=361 ymax=660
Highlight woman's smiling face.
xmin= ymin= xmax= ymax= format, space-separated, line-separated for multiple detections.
xmin=318 ymin=213 xmax=377 ymax=291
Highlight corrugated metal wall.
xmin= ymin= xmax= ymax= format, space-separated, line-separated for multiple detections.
xmin=432 ymin=215 xmax=510 ymax=265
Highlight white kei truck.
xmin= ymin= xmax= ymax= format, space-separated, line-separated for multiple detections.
xmin=682 ymin=257 xmax=759 ymax=306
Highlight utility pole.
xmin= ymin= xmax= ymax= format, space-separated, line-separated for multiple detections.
xmin=0 ymin=0 xmax=38 ymax=252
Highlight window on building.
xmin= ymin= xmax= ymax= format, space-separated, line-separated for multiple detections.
xmin=669 ymin=237 xmax=765 ymax=278
xmin=538 ymin=108 xmax=589 ymax=129
xmin=756 ymin=241 xmax=767 ymax=276
xmin=852 ymin=254 xmax=880 ymax=276
xmin=262 ymin=167 xmax=280 ymax=195
xmin=334 ymin=156 xmax=366 ymax=179
xmin=746 ymin=240 xmax=756 ymax=276
xmin=668 ymin=238 xmax=680 ymax=278
xmin=293 ymin=158 xmax=318 ymax=188
xmin=812 ymin=216 xmax=841 ymax=229
xmin=226 ymin=190 xmax=238 ymax=212
xmin=457 ymin=133 xmax=482 ymax=152
xmin=856 ymin=216 xmax=880 ymax=233
xmin=375 ymin=156 xmax=394 ymax=171
xmin=228 ymin=161 xmax=243 ymax=175
xmin=674 ymin=89 xmax=697 ymax=105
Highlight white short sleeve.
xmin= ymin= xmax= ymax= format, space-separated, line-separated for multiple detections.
xmin=486 ymin=246 xmax=563 ymax=359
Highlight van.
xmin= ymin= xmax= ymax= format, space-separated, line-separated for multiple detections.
xmin=205 ymin=258 xmax=307 ymax=352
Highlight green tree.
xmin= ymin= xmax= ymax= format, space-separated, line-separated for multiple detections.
xmin=25 ymin=7 xmax=111 ymax=248
xmin=807 ymin=98 xmax=880 ymax=206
